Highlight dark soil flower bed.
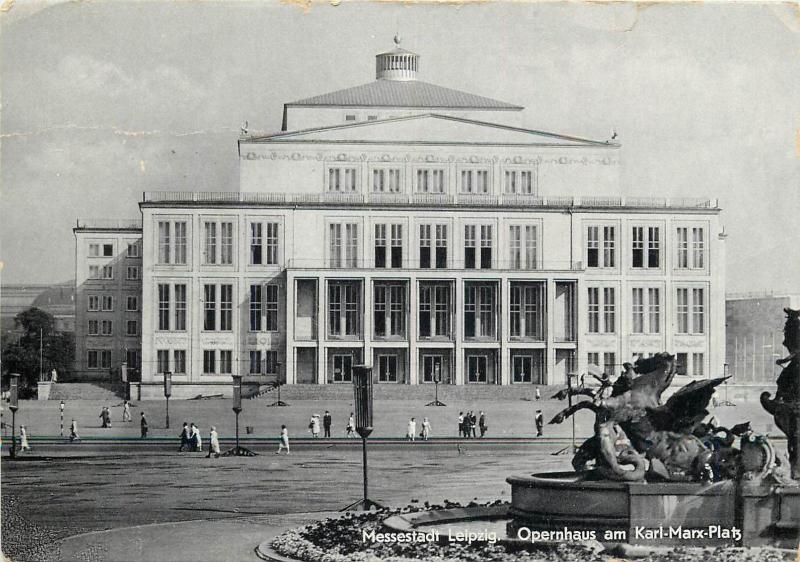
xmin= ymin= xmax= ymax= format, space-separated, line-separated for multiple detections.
xmin=270 ymin=501 xmax=794 ymax=562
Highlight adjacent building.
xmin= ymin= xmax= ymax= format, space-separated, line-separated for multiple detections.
xmin=73 ymin=220 xmax=143 ymax=381
xmin=130 ymin=41 xmax=725 ymax=398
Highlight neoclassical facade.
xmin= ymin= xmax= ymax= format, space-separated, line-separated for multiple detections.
xmin=130 ymin=42 xmax=725 ymax=397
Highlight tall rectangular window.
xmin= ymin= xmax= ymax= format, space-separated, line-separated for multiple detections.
xmin=480 ymin=225 xmax=492 ymax=268
xmin=250 ymin=285 xmax=262 ymax=331
xmin=419 ymin=284 xmax=451 ymax=338
xmin=509 ymin=225 xmax=537 ymax=270
xmin=419 ymin=224 xmax=431 ymax=268
xmin=632 ymin=287 xmax=660 ymax=334
xmin=174 ymin=284 xmax=186 ymax=331
xmin=328 ymin=167 xmax=357 ymax=191
xmin=692 ymin=228 xmax=705 ymax=268
xmin=587 ymin=226 xmax=615 ymax=268
xmin=390 ymin=224 xmax=402 ymax=267
xmin=101 ymin=295 xmax=114 ymax=311
xmin=329 ymin=224 xmax=342 ymax=268
xmin=173 ymin=350 xmax=186 ymax=374
xmin=88 ymin=350 xmax=99 ymax=369
xmin=676 ymin=288 xmax=689 ymax=334
xmin=632 ymin=226 xmax=659 ymax=268
xmin=345 ymin=224 xmax=358 ymax=268
xmin=679 ymin=226 xmax=705 ymax=269
xmin=249 ymin=350 xmax=262 ymax=374
xmin=203 ymin=350 xmax=216 ymax=374
xmin=632 ymin=288 xmax=645 ymax=334
xmin=375 ymin=224 xmax=386 ymax=268
xmin=510 ymin=283 xmax=544 ymax=338
xmin=219 ymin=284 xmax=233 ymax=331
xmin=374 ymin=284 xmax=405 ymax=338
xmin=692 ymin=288 xmax=705 ymax=334
xmin=464 ymin=284 xmax=495 ymax=338
xmin=692 ymin=353 xmax=705 ymax=377
xmin=604 ymin=352 xmax=616 ymax=377
xmin=102 ymin=266 xmax=113 ymax=279
xmin=265 ymin=284 xmax=278 ymax=331
xmin=677 ymin=227 xmax=689 ymax=268
xmin=460 ymin=169 xmax=489 ymax=193
xmin=126 ymin=320 xmax=138 ymax=336
xmin=435 ymin=225 xmax=447 ymax=268
xmin=126 ymin=296 xmax=138 ymax=311
xmin=204 ymin=285 xmax=216 ymax=331
xmin=89 ymin=244 xmax=100 ymax=257
xmin=588 ymin=287 xmax=600 ymax=333
xmin=265 ymin=222 xmax=279 ymax=265
xmin=329 ymin=223 xmax=358 ymax=268
xmin=220 ymin=222 xmax=233 ymax=265
xmin=250 ymin=222 xmax=263 ymax=265
xmin=648 ymin=288 xmax=660 ymax=333
xmin=100 ymin=350 xmax=112 ymax=369
xmin=265 ymin=351 xmax=279 ymax=374
xmin=220 ymin=350 xmax=232 ymax=374
xmin=158 ymin=222 xmax=170 ymax=264
xmin=157 ymin=350 xmax=170 ymax=373
xmin=328 ymin=282 xmax=360 ymax=337
xmin=174 ymin=222 xmax=187 ymax=264
xmin=416 ymin=169 xmax=444 ymax=193
xmin=158 ymin=284 xmax=170 ymax=331
xmin=88 ymin=295 xmax=100 ymax=311
xmin=464 ymin=225 xmax=476 ymax=269
xmin=204 ymin=222 xmax=217 ymax=264
xmin=88 ymin=320 xmax=99 ymax=335
xmin=504 ymin=170 xmax=534 ymax=194
xmin=603 ymin=287 xmax=616 ymax=333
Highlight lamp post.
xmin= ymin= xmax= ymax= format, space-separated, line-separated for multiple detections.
xmin=8 ymin=374 xmax=20 ymax=459
xmin=425 ymin=363 xmax=446 ymax=407
xmin=222 ymin=375 xmax=257 ymax=456
xmin=59 ymin=400 xmax=65 ymax=437
xmin=267 ymin=362 xmax=289 ymax=407
xmin=567 ymin=372 xmax=578 ymax=453
xmin=163 ymin=371 xmax=172 ymax=429
xmin=342 ymin=365 xmax=383 ymax=511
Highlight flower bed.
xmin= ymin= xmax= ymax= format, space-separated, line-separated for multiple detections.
xmin=270 ymin=501 xmax=794 ymax=562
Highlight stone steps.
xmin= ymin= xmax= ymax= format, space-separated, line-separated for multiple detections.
xmin=47 ymin=382 xmax=126 ymax=401
xmin=250 ymin=384 xmax=561 ymax=402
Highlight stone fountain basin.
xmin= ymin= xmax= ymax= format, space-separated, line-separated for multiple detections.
xmin=507 ymin=471 xmax=800 ymax=548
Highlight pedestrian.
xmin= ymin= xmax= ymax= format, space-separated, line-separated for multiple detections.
xmin=323 ymin=410 xmax=332 ymax=438
xmin=479 ymin=411 xmax=487 ymax=438
xmin=406 ymin=417 xmax=417 ymax=441
xmin=470 ymin=411 xmax=477 ymax=438
xmin=206 ymin=426 xmax=221 ymax=458
xmin=51 ymin=368 xmax=58 ymax=383
xmin=535 ymin=410 xmax=544 ymax=437
xmin=458 ymin=412 xmax=464 ymax=438
xmin=346 ymin=412 xmax=356 ymax=438
xmin=277 ymin=425 xmax=290 ymax=454
xmin=122 ymin=400 xmax=131 ymax=423
xmin=309 ymin=414 xmax=321 ymax=438
xmin=70 ymin=419 xmax=79 ymax=441
xmin=190 ymin=423 xmax=202 ymax=451
xmin=140 ymin=412 xmax=149 ymax=438
xmin=179 ymin=422 xmax=190 ymax=452
xmin=20 ymin=425 xmax=30 ymax=452
xmin=421 ymin=417 xmax=431 ymax=440
xmin=535 ymin=387 xmax=541 ymax=401
xmin=99 ymin=406 xmax=108 ymax=428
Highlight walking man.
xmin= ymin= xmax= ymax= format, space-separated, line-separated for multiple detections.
xmin=140 ymin=412 xmax=149 ymax=438
xmin=122 ymin=400 xmax=132 ymax=423
xmin=421 ymin=417 xmax=431 ymax=441
xmin=535 ymin=387 xmax=541 ymax=401
xmin=20 ymin=425 xmax=30 ymax=453
xmin=190 ymin=423 xmax=201 ymax=451
xmin=277 ymin=425 xmax=290 ymax=454
xmin=323 ymin=410 xmax=332 ymax=438
xmin=70 ymin=419 xmax=79 ymax=441
xmin=458 ymin=412 xmax=464 ymax=438
xmin=406 ymin=417 xmax=417 ymax=441
xmin=470 ymin=411 xmax=478 ymax=438
xmin=479 ymin=411 xmax=487 ymax=438
xmin=535 ymin=410 xmax=544 ymax=437
xmin=99 ymin=406 xmax=108 ymax=428
xmin=179 ymin=422 xmax=191 ymax=452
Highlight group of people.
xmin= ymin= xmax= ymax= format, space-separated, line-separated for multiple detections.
xmin=98 ymin=401 xmax=134 ymax=428
xmin=308 ymin=411 xmax=359 ymax=438
xmin=178 ymin=422 xmax=220 ymax=457
xmin=405 ymin=417 xmax=432 ymax=441
xmin=458 ymin=411 xmax=487 ymax=438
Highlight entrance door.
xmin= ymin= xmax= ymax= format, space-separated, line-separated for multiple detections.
xmin=377 ymin=354 xmax=397 ymax=382
xmin=422 ymin=354 xmax=443 ymax=383
xmin=467 ymin=355 xmax=488 ymax=383
xmin=513 ymin=355 xmax=533 ymax=383
xmin=332 ymin=354 xmax=353 ymax=382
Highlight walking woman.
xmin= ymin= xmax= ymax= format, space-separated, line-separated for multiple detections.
xmin=19 ymin=425 xmax=31 ymax=452
xmin=421 ymin=418 xmax=431 ymax=441
xmin=206 ymin=426 xmax=221 ymax=458
xmin=277 ymin=425 xmax=290 ymax=454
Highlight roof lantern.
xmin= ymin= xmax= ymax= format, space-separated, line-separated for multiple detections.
xmin=375 ymin=35 xmax=418 ymax=81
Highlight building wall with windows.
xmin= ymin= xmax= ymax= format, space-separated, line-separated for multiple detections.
xmin=132 ymin=41 xmax=725 ymax=396
xmin=73 ymin=221 xmax=143 ymax=381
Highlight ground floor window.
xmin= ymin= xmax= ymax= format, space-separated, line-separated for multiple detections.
xmin=377 ymin=354 xmax=397 ymax=382
xmin=511 ymin=351 xmax=545 ymax=384
xmin=332 ymin=353 xmax=353 ymax=382
xmin=465 ymin=353 xmax=496 ymax=383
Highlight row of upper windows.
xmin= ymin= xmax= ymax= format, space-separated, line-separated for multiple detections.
xmin=154 ymin=219 xmax=708 ymax=271
xmin=326 ymin=165 xmax=537 ymax=195
xmin=587 ymin=352 xmax=706 ymax=378
xmin=151 ymin=280 xmax=705 ymax=338
xmin=87 ymin=242 xmax=141 ymax=259
xmin=87 ymin=295 xmax=139 ymax=312
xmin=86 ymin=319 xmax=139 ymax=337
xmin=155 ymin=349 xmax=280 ymax=376
xmin=87 ymin=265 xmax=141 ymax=280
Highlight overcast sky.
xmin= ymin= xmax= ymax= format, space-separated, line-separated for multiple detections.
xmin=1 ymin=1 xmax=798 ymax=293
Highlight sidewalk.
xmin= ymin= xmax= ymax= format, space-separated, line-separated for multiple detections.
xmin=56 ymin=512 xmax=331 ymax=562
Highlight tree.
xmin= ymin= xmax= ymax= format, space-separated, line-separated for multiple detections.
xmin=2 ymin=307 xmax=74 ymax=390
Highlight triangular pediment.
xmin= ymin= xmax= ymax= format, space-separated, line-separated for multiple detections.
xmin=248 ymin=114 xmax=612 ymax=147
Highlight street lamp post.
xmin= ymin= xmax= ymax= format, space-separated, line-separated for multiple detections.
xmin=8 ymin=374 xmax=20 ymax=459
xmin=222 ymin=375 xmax=257 ymax=456
xmin=267 ymin=362 xmax=289 ymax=407
xmin=342 ymin=365 xmax=383 ymax=511
xmin=425 ymin=364 xmax=446 ymax=407
xmin=163 ymin=371 xmax=172 ymax=430
xmin=59 ymin=400 xmax=65 ymax=437
xmin=567 ymin=372 xmax=578 ymax=453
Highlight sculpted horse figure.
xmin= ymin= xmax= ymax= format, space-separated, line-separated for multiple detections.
xmin=761 ymin=308 xmax=800 ymax=478
xmin=551 ymin=352 xmax=740 ymax=481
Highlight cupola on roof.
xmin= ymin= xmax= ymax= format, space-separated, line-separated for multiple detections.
xmin=375 ymin=35 xmax=418 ymax=81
